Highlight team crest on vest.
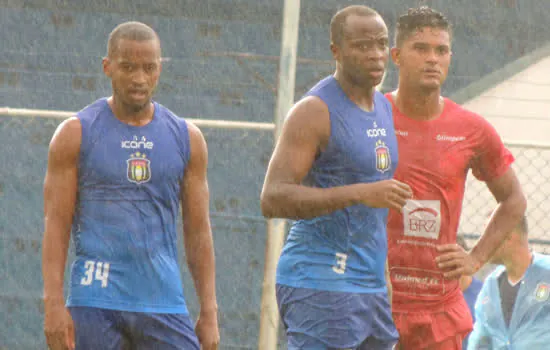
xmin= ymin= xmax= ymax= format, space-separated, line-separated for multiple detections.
xmin=375 ymin=140 xmax=391 ymax=173
xmin=127 ymin=152 xmax=151 ymax=184
xmin=535 ymin=282 xmax=550 ymax=302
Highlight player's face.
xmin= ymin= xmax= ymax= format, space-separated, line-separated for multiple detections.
xmin=392 ymin=27 xmax=451 ymax=91
xmin=332 ymin=14 xmax=389 ymax=88
xmin=104 ymin=39 xmax=162 ymax=112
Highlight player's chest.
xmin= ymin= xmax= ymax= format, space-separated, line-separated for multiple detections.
xmin=82 ymin=132 xmax=186 ymax=185
xmin=394 ymin=127 xmax=474 ymax=178
xmin=331 ymin=117 xmax=398 ymax=176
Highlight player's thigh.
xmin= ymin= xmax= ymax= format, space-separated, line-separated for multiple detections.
xmin=69 ymin=306 xmax=129 ymax=350
xmin=130 ymin=313 xmax=200 ymax=350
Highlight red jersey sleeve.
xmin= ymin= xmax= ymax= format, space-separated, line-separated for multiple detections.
xmin=470 ymin=116 xmax=514 ymax=182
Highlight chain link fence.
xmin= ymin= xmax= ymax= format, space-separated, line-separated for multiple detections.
xmin=460 ymin=142 xmax=550 ymax=255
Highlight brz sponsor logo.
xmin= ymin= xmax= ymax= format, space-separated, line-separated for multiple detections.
xmin=403 ymin=200 xmax=441 ymax=239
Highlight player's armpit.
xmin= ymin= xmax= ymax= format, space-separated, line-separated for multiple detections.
xmin=42 ymin=117 xmax=81 ymax=300
xmin=260 ymin=96 xmax=367 ymax=219
xmin=181 ymin=121 xmax=218 ymax=315
xmin=470 ymin=168 xmax=526 ymax=267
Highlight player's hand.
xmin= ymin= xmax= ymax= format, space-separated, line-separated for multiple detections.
xmin=360 ymin=180 xmax=413 ymax=211
xmin=43 ymin=299 xmax=75 ymax=350
xmin=435 ymin=244 xmax=481 ymax=279
xmin=195 ymin=309 xmax=220 ymax=350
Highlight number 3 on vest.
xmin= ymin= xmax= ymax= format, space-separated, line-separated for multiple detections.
xmin=80 ymin=260 xmax=111 ymax=288
xmin=332 ymin=252 xmax=348 ymax=274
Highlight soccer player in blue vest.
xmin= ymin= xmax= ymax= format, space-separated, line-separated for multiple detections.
xmin=261 ymin=5 xmax=413 ymax=349
xmin=42 ymin=22 xmax=219 ymax=350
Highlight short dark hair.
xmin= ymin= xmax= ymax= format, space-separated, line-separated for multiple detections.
xmin=107 ymin=21 xmax=160 ymax=57
xmin=330 ymin=5 xmax=379 ymax=46
xmin=394 ymin=7 xmax=452 ymax=47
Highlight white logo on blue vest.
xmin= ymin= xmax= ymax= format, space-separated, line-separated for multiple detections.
xmin=121 ymin=135 xmax=154 ymax=150
xmin=367 ymin=121 xmax=387 ymax=138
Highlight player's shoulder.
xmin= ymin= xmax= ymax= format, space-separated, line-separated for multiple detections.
xmin=374 ymin=90 xmax=391 ymax=109
xmin=444 ymin=98 xmax=493 ymax=128
xmin=54 ymin=116 xmax=82 ymax=139
xmin=307 ymin=75 xmax=336 ymax=92
xmin=76 ymin=97 xmax=110 ymax=121
xmin=288 ymin=95 xmax=329 ymax=124
xmin=154 ymin=101 xmax=183 ymax=122
xmin=153 ymin=101 xmax=191 ymax=131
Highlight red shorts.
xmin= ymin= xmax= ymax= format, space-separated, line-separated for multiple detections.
xmin=393 ymin=295 xmax=473 ymax=350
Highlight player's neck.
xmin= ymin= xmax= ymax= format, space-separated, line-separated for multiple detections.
xmin=333 ymin=72 xmax=376 ymax=112
xmin=394 ymin=83 xmax=443 ymax=121
xmin=108 ymin=96 xmax=154 ymax=127
xmin=504 ymin=249 xmax=532 ymax=284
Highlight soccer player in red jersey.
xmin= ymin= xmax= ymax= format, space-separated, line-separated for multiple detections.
xmin=385 ymin=7 xmax=527 ymax=350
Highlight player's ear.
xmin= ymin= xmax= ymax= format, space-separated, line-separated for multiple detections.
xmin=330 ymin=42 xmax=340 ymax=62
xmin=102 ymin=57 xmax=112 ymax=78
xmin=390 ymin=47 xmax=400 ymax=66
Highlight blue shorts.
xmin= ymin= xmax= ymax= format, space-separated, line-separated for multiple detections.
xmin=69 ymin=307 xmax=199 ymax=350
xmin=277 ymin=285 xmax=399 ymax=350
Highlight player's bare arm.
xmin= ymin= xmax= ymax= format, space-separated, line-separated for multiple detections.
xmin=42 ymin=117 xmax=81 ymax=350
xmin=181 ymin=121 xmax=220 ymax=350
xmin=260 ymin=96 xmax=412 ymax=220
xmin=437 ymin=168 xmax=526 ymax=279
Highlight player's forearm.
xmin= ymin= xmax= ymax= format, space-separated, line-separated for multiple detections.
xmin=471 ymin=193 xmax=526 ymax=267
xmin=42 ymin=221 xmax=71 ymax=302
xmin=261 ymin=183 xmax=363 ymax=220
xmin=185 ymin=230 xmax=218 ymax=313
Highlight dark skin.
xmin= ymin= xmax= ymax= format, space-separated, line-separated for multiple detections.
xmin=42 ymin=37 xmax=219 ymax=350
xmin=390 ymin=27 xmax=527 ymax=280
xmin=333 ymin=14 xmax=391 ymax=110
xmin=261 ymin=13 xmax=412 ymax=220
xmin=103 ymin=38 xmax=161 ymax=125
xmin=261 ymin=15 xmax=412 ymax=304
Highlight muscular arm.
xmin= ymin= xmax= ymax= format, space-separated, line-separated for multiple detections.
xmin=181 ymin=122 xmax=217 ymax=314
xmin=261 ymin=97 xmax=369 ymax=220
xmin=470 ymin=168 xmax=526 ymax=268
xmin=42 ymin=118 xmax=81 ymax=304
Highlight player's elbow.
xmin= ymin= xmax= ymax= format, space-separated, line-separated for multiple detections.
xmin=503 ymin=187 xmax=527 ymax=219
xmin=260 ymin=187 xmax=277 ymax=218
xmin=261 ymin=183 xmax=289 ymax=219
